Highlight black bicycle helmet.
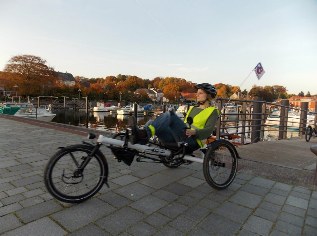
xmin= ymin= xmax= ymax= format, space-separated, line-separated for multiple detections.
xmin=195 ymin=83 xmax=217 ymax=98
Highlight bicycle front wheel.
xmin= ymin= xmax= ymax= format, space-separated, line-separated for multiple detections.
xmin=44 ymin=144 xmax=108 ymax=203
xmin=203 ymin=140 xmax=238 ymax=190
xmin=305 ymin=126 xmax=313 ymax=142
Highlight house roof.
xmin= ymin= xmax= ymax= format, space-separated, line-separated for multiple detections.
xmin=289 ymin=96 xmax=317 ymax=101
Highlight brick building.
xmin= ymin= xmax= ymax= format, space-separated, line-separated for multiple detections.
xmin=289 ymin=96 xmax=317 ymax=112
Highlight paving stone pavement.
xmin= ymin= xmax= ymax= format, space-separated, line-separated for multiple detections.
xmin=0 ymin=116 xmax=317 ymax=235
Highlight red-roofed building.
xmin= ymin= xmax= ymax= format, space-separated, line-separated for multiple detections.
xmin=289 ymin=96 xmax=317 ymax=112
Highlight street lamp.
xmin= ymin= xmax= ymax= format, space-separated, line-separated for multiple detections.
xmin=82 ymin=96 xmax=89 ymax=128
xmin=61 ymin=96 xmax=69 ymax=108
xmin=78 ymin=89 xmax=81 ymax=100
xmin=118 ymin=91 xmax=122 ymax=107
xmin=13 ymin=85 xmax=18 ymax=96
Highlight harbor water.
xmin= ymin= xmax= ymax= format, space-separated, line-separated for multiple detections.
xmin=51 ymin=110 xmax=154 ymax=132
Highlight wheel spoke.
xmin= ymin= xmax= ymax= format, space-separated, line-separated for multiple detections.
xmin=69 ymin=152 xmax=80 ymax=167
xmin=203 ymin=140 xmax=237 ymax=190
xmin=44 ymin=145 xmax=106 ymax=203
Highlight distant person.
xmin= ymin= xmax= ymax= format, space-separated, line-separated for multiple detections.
xmin=129 ymin=83 xmax=220 ymax=153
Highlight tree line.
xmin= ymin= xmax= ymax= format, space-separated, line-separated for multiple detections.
xmin=0 ymin=54 xmax=311 ymax=103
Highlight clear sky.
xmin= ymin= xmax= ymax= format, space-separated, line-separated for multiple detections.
xmin=1 ymin=0 xmax=316 ymax=94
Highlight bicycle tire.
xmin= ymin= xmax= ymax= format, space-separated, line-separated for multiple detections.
xmin=203 ymin=139 xmax=238 ymax=190
xmin=305 ymin=126 xmax=313 ymax=142
xmin=44 ymin=144 xmax=108 ymax=203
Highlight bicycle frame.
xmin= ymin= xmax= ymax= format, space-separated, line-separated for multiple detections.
xmin=44 ymin=131 xmax=239 ymax=203
xmin=96 ymin=134 xmax=205 ymax=163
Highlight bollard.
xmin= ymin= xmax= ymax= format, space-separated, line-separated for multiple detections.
xmin=315 ymin=103 xmax=317 ymax=125
xmin=85 ymin=97 xmax=89 ymax=128
xmin=251 ymin=98 xmax=263 ymax=143
xmin=278 ymin=99 xmax=289 ymax=140
xmin=133 ymin=103 xmax=138 ymax=121
xmin=260 ymin=103 xmax=266 ymax=140
xmin=240 ymin=102 xmax=247 ymax=145
xmin=216 ymin=100 xmax=223 ymax=140
xmin=300 ymin=102 xmax=308 ymax=135
xmin=163 ymin=104 xmax=166 ymax=113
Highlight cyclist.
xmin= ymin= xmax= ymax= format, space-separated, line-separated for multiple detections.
xmin=129 ymin=83 xmax=220 ymax=153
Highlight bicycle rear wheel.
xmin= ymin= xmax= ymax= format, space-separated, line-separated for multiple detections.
xmin=203 ymin=140 xmax=238 ymax=190
xmin=44 ymin=144 xmax=108 ymax=203
xmin=305 ymin=126 xmax=313 ymax=142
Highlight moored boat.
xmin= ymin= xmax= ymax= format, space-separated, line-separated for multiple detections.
xmin=92 ymin=102 xmax=119 ymax=112
xmin=14 ymin=103 xmax=56 ymax=122
xmin=117 ymin=104 xmax=144 ymax=116
xmin=0 ymin=102 xmax=21 ymax=115
xmin=265 ymin=109 xmax=315 ymax=129
xmin=222 ymin=103 xmax=240 ymax=122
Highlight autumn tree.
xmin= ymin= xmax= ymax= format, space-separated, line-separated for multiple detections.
xmin=298 ymin=91 xmax=304 ymax=97
xmin=241 ymin=89 xmax=248 ymax=97
xmin=152 ymin=77 xmax=163 ymax=89
xmin=215 ymin=83 xmax=230 ymax=98
xmin=162 ymin=83 xmax=180 ymax=101
xmin=103 ymin=76 xmax=119 ymax=100
xmin=4 ymin=55 xmax=57 ymax=96
xmin=231 ymin=86 xmax=241 ymax=94
xmin=272 ymin=85 xmax=287 ymax=99
xmin=118 ymin=75 xmax=144 ymax=91
xmin=117 ymin=74 xmax=127 ymax=80
xmin=0 ymin=71 xmax=23 ymax=98
xmin=134 ymin=90 xmax=152 ymax=103
xmin=249 ymin=86 xmax=262 ymax=99
xmin=158 ymin=77 xmax=180 ymax=90
xmin=143 ymin=79 xmax=151 ymax=90
xmin=156 ymin=77 xmax=195 ymax=101
xmin=263 ymin=86 xmax=275 ymax=101
xmin=178 ymin=79 xmax=196 ymax=93
xmin=249 ymin=86 xmax=273 ymax=101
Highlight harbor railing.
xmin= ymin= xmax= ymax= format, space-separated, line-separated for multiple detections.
xmin=215 ymin=98 xmax=317 ymax=145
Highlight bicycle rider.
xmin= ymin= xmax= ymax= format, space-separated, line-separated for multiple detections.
xmin=129 ymin=83 xmax=220 ymax=154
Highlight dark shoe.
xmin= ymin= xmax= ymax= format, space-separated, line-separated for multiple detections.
xmin=128 ymin=116 xmax=149 ymax=144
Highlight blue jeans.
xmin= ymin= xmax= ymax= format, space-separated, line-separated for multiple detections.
xmin=145 ymin=111 xmax=199 ymax=153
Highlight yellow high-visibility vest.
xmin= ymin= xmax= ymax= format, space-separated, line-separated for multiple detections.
xmin=184 ymin=106 xmax=219 ymax=147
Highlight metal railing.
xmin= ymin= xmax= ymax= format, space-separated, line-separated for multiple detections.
xmin=215 ymin=98 xmax=317 ymax=145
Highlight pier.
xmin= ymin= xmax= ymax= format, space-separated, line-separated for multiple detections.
xmin=0 ymin=115 xmax=316 ymax=235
